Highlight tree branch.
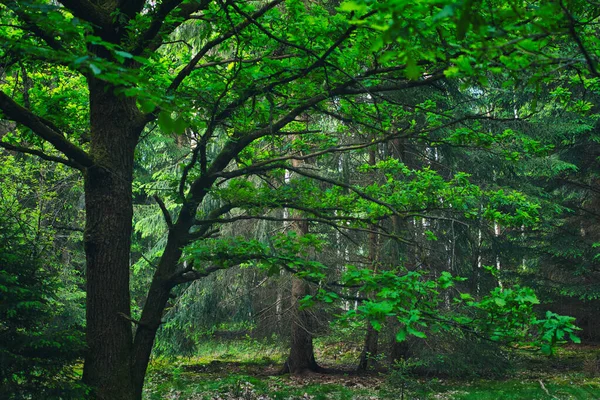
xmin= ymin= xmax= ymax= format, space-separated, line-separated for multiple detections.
xmin=167 ymin=0 xmax=285 ymax=92
xmin=57 ymin=0 xmax=113 ymax=36
xmin=3 ymin=2 xmax=65 ymax=51
xmin=166 ymin=262 xmax=230 ymax=287
xmin=0 ymin=140 xmax=83 ymax=170
xmin=0 ymin=91 xmax=93 ymax=169
xmin=133 ymin=0 xmax=212 ymax=55
xmin=153 ymin=195 xmax=173 ymax=229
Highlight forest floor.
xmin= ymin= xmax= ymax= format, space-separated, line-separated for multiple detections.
xmin=143 ymin=340 xmax=600 ymax=399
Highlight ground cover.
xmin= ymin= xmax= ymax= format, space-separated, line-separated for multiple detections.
xmin=143 ymin=341 xmax=600 ymax=399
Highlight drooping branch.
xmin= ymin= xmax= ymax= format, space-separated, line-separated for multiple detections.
xmin=3 ymin=1 xmax=65 ymax=51
xmin=0 ymin=91 xmax=93 ymax=169
xmin=0 ymin=141 xmax=83 ymax=170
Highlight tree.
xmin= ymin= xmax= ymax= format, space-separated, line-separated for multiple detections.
xmin=0 ymin=0 xmax=591 ymax=398
xmin=0 ymin=153 xmax=84 ymax=399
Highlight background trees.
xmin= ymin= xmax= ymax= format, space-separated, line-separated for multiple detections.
xmin=1 ymin=0 xmax=598 ymax=399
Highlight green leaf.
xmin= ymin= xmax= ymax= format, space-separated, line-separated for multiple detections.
xmin=370 ymin=319 xmax=382 ymax=331
xmin=114 ymin=50 xmax=133 ymax=59
xmin=158 ymin=111 xmax=175 ymax=133
xmin=396 ymin=328 xmax=407 ymax=342
xmin=541 ymin=343 xmax=553 ymax=356
xmin=89 ymin=63 xmax=101 ymax=75
xmin=407 ymin=325 xmax=427 ymax=338
xmin=494 ymin=298 xmax=506 ymax=307
xmin=339 ymin=1 xmax=367 ymax=13
xmin=173 ymin=116 xmax=187 ymax=135
xmin=569 ymin=333 xmax=581 ymax=344
xmin=406 ymin=57 xmax=421 ymax=80
xmin=138 ymin=99 xmax=156 ymax=114
xmin=433 ymin=5 xmax=455 ymax=21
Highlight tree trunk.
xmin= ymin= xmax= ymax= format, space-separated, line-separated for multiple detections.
xmin=281 ymin=155 xmax=321 ymax=374
xmin=282 ymin=277 xmax=321 ymax=373
xmin=357 ymin=146 xmax=379 ymax=372
xmin=130 ymin=209 xmax=195 ymax=399
xmin=358 ymin=323 xmax=379 ymax=370
xmin=82 ymin=78 xmax=142 ymax=400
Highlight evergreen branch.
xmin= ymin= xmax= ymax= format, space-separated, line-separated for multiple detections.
xmin=134 ymin=0 xmax=212 ymax=54
xmin=167 ymin=0 xmax=285 ymax=92
xmin=0 ymin=91 xmax=93 ymax=169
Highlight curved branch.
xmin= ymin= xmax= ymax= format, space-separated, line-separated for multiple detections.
xmin=0 ymin=91 xmax=93 ymax=169
xmin=3 ymin=1 xmax=65 ymax=51
xmin=58 ymin=0 xmax=113 ymax=36
xmin=153 ymin=195 xmax=173 ymax=229
xmin=167 ymin=0 xmax=285 ymax=92
xmin=133 ymin=0 xmax=212 ymax=54
xmin=0 ymin=141 xmax=83 ymax=170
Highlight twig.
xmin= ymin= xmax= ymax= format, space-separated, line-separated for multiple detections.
xmin=538 ymin=380 xmax=558 ymax=399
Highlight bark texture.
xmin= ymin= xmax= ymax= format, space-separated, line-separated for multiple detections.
xmin=281 ymin=277 xmax=321 ymax=374
xmin=82 ymin=78 xmax=142 ymax=400
xmin=357 ymin=147 xmax=380 ymax=371
xmin=281 ymin=155 xmax=321 ymax=374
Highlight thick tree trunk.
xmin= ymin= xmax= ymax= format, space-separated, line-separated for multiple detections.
xmin=82 ymin=78 xmax=142 ymax=400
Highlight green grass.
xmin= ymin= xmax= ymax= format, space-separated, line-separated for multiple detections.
xmin=429 ymin=378 xmax=600 ymax=399
xmin=144 ymin=371 xmax=600 ymax=399
xmin=143 ymin=341 xmax=600 ymax=400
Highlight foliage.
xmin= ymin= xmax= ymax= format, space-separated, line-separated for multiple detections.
xmin=1 ymin=0 xmax=600 ymax=396
xmin=0 ymin=159 xmax=85 ymax=399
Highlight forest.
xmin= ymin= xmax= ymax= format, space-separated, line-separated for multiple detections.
xmin=1 ymin=0 xmax=600 ymax=399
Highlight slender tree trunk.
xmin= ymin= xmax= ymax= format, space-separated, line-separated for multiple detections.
xmin=282 ymin=155 xmax=321 ymax=374
xmin=357 ymin=146 xmax=379 ymax=371
xmin=357 ymin=228 xmax=380 ymax=371
xmin=130 ymin=219 xmax=190 ymax=399
xmin=82 ymin=78 xmax=142 ymax=400
xmin=358 ymin=323 xmax=379 ymax=370
xmin=282 ymin=277 xmax=321 ymax=373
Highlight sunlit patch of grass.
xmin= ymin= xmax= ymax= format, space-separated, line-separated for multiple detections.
xmin=192 ymin=337 xmax=287 ymax=365
xmin=430 ymin=377 xmax=600 ymax=399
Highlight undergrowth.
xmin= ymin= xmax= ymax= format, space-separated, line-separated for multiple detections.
xmin=144 ymin=335 xmax=600 ymax=399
